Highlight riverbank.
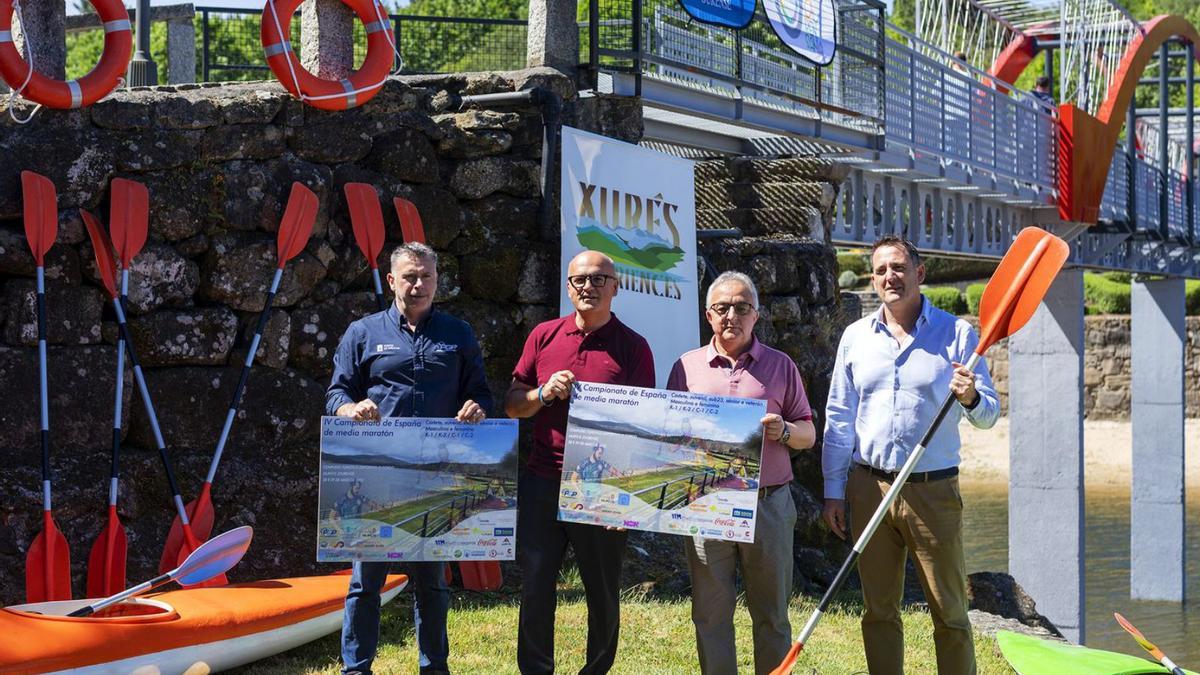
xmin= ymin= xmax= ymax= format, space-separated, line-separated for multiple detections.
xmin=959 ymin=417 xmax=1200 ymax=487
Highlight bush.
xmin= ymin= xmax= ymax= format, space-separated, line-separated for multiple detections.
xmin=837 ymin=270 xmax=860 ymax=289
xmin=1101 ymin=271 xmax=1132 ymax=284
xmin=923 ymin=257 xmax=997 ymax=284
xmin=1187 ymin=280 xmax=1200 ymax=315
xmin=924 ymin=287 xmax=967 ymax=315
xmin=965 ymin=283 xmax=986 ymax=315
xmin=837 ymin=251 xmax=869 ymax=276
xmin=1083 ymin=272 xmax=1131 ymax=314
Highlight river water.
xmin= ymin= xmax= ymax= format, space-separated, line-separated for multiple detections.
xmin=962 ymin=479 xmax=1200 ymax=665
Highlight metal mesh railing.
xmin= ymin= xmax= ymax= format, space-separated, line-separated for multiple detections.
xmin=883 ymin=26 xmax=1056 ymax=193
xmin=582 ymin=0 xmax=885 ymax=127
xmin=197 ymin=6 xmax=527 ymax=81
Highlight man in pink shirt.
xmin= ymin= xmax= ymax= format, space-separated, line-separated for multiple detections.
xmin=505 ymin=250 xmax=655 ymax=674
xmin=667 ymin=271 xmax=816 ymax=675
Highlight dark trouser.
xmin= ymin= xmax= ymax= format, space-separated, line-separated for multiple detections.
xmin=517 ymin=472 xmax=628 ymax=675
xmin=341 ymin=560 xmax=450 ymax=674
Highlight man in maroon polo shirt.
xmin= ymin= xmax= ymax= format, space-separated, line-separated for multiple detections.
xmin=505 ymin=250 xmax=655 ymax=675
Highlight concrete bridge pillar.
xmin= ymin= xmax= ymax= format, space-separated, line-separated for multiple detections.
xmin=301 ymin=0 xmax=354 ymax=80
xmin=1130 ymin=278 xmax=1186 ymax=601
xmin=1008 ymin=268 xmax=1085 ymax=643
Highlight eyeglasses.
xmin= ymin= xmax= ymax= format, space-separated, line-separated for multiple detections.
xmin=568 ymin=274 xmax=614 ymax=289
xmin=709 ymin=302 xmax=756 ymax=316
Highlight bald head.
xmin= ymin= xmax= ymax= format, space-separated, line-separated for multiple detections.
xmin=568 ymin=250 xmax=616 ymax=277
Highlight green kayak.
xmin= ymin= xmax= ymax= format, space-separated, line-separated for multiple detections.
xmin=998 ymin=631 xmax=1197 ymax=675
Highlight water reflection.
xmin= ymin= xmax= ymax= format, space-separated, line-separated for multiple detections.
xmin=962 ymin=480 xmax=1199 ymax=664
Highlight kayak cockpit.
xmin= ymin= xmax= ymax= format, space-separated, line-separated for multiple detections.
xmin=4 ymin=597 xmax=179 ymax=622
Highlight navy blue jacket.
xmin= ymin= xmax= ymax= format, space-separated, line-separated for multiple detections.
xmin=325 ymin=305 xmax=493 ymax=418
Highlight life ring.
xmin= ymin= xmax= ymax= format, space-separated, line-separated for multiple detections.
xmin=261 ymin=0 xmax=396 ymax=111
xmin=0 ymin=0 xmax=131 ymax=109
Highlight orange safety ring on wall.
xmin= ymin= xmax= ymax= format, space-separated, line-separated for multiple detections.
xmin=261 ymin=0 xmax=396 ymax=111
xmin=0 ymin=0 xmax=131 ymax=109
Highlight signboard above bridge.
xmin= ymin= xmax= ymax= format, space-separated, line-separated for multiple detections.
xmin=764 ymin=0 xmax=838 ymax=64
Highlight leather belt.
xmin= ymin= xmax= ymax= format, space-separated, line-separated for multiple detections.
xmin=858 ymin=464 xmax=958 ymax=483
xmin=758 ymin=483 xmax=788 ymax=499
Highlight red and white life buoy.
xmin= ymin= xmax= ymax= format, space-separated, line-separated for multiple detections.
xmin=0 ymin=0 xmax=131 ymax=109
xmin=261 ymin=0 xmax=397 ymax=111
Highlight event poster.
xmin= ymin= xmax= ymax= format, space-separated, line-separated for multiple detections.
xmin=560 ymin=126 xmax=698 ymax=386
xmin=558 ymin=382 xmax=766 ymax=543
xmin=317 ymin=417 xmax=518 ymax=563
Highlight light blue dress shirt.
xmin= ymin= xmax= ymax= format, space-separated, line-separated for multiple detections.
xmin=822 ymin=296 xmax=999 ymax=500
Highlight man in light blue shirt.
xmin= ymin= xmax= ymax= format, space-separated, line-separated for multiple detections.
xmin=822 ymin=236 xmax=998 ymax=675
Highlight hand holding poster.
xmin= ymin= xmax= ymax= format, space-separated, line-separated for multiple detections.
xmin=318 ymin=417 xmax=518 ymax=563
xmin=558 ymin=382 xmax=767 ymax=543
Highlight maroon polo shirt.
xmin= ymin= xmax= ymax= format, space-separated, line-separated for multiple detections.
xmin=512 ymin=313 xmax=655 ymax=478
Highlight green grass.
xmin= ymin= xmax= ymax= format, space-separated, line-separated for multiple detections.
xmin=234 ymin=576 xmax=1015 ymax=674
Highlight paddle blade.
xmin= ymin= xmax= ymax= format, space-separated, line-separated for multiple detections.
xmin=769 ymin=642 xmax=803 ymax=675
xmin=393 ymin=197 xmax=426 ymax=244
xmin=173 ymin=525 xmax=252 ymax=587
xmin=344 ymin=183 xmax=386 ymax=269
xmin=25 ymin=516 xmax=71 ymax=603
xmin=110 ymin=178 xmax=149 ymax=267
xmin=976 ymin=227 xmax=1069 ymax=353
xmin=21 ymin=171 xmax=58 ymax=265
xmin=276 ymin=182 xmax=319 ymax=266
xmin=86 ymin=509 xmax=128 ymax=598
xmin=1114 ymin=612 xmax=1166 ymax=659
xmin=163 ymin=483 xmax=216 ymax=574
xmin=80 ymin=210 xmax=119 ymax=299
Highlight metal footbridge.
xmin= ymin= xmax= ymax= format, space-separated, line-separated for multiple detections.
xmin=581 ymin=0 xmax=1200 ymax=276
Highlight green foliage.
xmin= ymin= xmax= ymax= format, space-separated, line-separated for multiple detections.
xmin=965 ymin=283 xmax=986 ymax=316
xmin=837 ymin=251 xmax=869 ymax=276
xmin=1101 ymin=271 xmax=1132 ymax=284
xmin=67 ymin=23 xmax=168 ymax=84
xmin=1186 ymin=279 xmax=1200 ymax=315
xmin=1083 ymin=272 xmax=1131 ymax=314
xmin=398 ymin=0 xmax=528 ymax=73
xmin=922 ymin=256 xmax=996 ymax=285
xmin=924 ymin=287 xmax=967 ymax=315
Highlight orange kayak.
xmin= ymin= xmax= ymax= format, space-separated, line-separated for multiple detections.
xmin=0 ymin=574 xmax=407 ymax=674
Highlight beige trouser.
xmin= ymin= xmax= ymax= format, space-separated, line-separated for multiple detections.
xmin=847 ymin=466 xmax=975 ymax=675
xmin=687 ymin=485 xmax=796 ymax=675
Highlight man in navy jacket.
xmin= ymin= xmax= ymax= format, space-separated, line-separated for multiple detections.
xmin=326 ymin=242 xmax=493 ymax=675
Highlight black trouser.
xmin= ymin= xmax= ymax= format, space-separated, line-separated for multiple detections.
xmin=517 ymin=472 xmax=628 ymax=675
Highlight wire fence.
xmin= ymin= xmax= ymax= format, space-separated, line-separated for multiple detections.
xmin=194 ymin=7 xmax=527 ymax=82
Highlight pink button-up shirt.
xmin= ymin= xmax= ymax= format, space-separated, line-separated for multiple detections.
xmin=666 ymin=337 xmax=812 ymax=487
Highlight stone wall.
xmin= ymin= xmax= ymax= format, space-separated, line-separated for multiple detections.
xmin=0 ymin=71 xmax=852 ymax=601
xmin=973 ymin=315 xmax=1200 ymax=419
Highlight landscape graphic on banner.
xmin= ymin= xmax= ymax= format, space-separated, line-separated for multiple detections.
xmin=558 ymin=382 xmax=766 ymax=543
xmin=317 ymin=417 xmax=518 ymax=562
xmin=764 ymin=0 xmax=838 ymax=65
xmin=560 ymin=126 xmax=698 ymax=386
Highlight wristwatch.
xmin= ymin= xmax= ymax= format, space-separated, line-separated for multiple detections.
xmin=779 ymin=425 xmax=791 ymax=446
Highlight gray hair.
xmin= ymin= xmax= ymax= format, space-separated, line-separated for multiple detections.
xmin=706 ymin=271 xmax=759 ymax=307
xmin=390 ymin=242 xmax=437 ymax=268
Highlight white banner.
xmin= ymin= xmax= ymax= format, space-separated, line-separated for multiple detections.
xmin=560 ymin=126 xmax=699 ymax=386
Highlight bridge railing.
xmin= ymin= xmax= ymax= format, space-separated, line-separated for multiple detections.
xmin=1102 ymin=151 xmax=1198 ymax=242
xmin=582 ymin=0 xmax=886 ymax=130
xmin=883 ymin=26 xmax=1057 ymax=195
